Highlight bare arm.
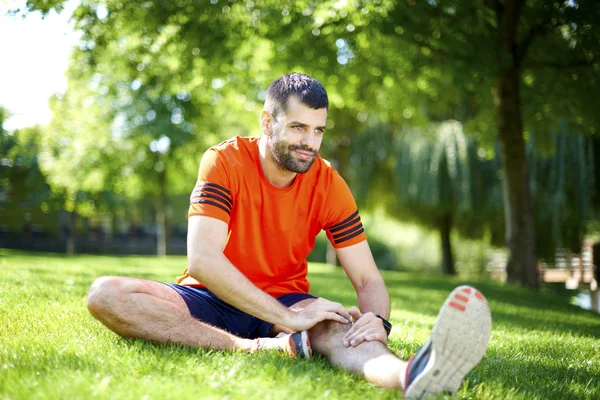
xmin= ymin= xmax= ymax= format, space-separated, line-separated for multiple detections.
xmin=336 ymin=240 xmax=391 ymax=347
xmin=187 ymin=215 xmax=351 ymax=331
xmin=337 ymin=240 xmax=390 ymax=317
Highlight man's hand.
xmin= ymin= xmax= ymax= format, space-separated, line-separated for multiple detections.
xmin=343 ymin=306 xmax=388 ymax=347
xmin=285 ymin=298 xmax=352 ymax=332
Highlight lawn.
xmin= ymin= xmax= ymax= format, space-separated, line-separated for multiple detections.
xmin=1 ymin=249 xmax=599 ymax=399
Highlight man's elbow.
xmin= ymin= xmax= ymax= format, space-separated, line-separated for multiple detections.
xmin=187 ymin=249 xmax=215 ymax=280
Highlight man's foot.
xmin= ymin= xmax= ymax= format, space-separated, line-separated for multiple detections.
xmin=253 ymin=331 xmax=312 ymax=359
xmin=403 ymin=285 xmax=492 ymax=399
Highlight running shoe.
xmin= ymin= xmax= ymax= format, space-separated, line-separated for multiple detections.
xmin=254 ymin=330 xmax=312 ymax=359
xmin=288 ymin=330 xmax=312 ymax=359
xmin=403 ymin=285 xmax=492 ymax=399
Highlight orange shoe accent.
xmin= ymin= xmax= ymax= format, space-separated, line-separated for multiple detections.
xmin=455 ymin=293 xmax=469 ymax=303
xmin=449 ymin=301 xmax=467 ymax=312
xmin=475 ymin=291 xmax=485 ymax=300
xmin=288 ymin=339 xmax=297 ymax=357
xmin=461 ymin=288 xmax=472 ymax=294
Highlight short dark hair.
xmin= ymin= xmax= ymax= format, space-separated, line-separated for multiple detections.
xmin=265 ymin=73 xmax=328 ymax=118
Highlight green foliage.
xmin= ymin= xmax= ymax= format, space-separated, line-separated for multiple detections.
xmin=350 ymin=121 xmax=500 ymax=239
xmin=0 ymin=107 xmax=14 ymax=162
xmin=528 ymin=130 xmax=595 ymax=259
xmin=16 ymin=1 xmax=600 ymax=270
xmin=356 ymin=0 xmax=600 ymax=137
xmin=0 ymin=124 xmax=62 ymax=214
xmin=1 ymin=250 xmax=599 ymax=399
xmin=18 ymin=0 xmax=600 ymax=174
xmin=0 ymin=106 xmax=8 ymax=133
xmin=361 ymin=211 xmax=501 ymax=276
xmin=308 ymin=230 xmax=398 ymax=271
xmin=350 ymin=121 xmax=596 ymax=261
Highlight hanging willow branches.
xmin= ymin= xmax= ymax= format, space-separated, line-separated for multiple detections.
xmin=350 ymin=121 xmax=499 ymax=234
xmin=528 ymin=130 xmax=595 ymax=260
xmin=349 ymin=120 xmax=596 ymax=271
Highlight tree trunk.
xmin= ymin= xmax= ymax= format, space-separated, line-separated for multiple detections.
xmin=66 ymin=211 xmax=76 ymax=256
xmin=492 ymin=0 xmax=539 ymax=289
xmin=440 ymin=212 xmax=456 ymax=275
xmin=156 ymin=166 xmax=167 ymax=257
xmin=591 ymin=289 xmax=599 ymax=313
xmin=495 ymin=67 xmax=539 ymax=289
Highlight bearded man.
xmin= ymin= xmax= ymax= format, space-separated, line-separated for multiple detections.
xmin=87 ymin=73 xmax=491 ymax=398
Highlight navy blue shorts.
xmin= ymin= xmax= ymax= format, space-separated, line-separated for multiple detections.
xmin=166 ymin=284 xmax=316 ymax=339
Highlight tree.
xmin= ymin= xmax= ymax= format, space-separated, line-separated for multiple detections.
xmin=40 ymin=66 xmax=202 ymax=255
xmin=19 ymin=1 xmax=600 ymax=280
xmin=335 ymin=0 xmax=600 ymax=288
xmin=40 ymin=89 xmax=124 ymax=254
xmin=528 ymin=129 xmax=595 ymax=260
xmin=0 ymin=119 xmax=67 ymax=242
xmin=350 ymin=120 xmax=502 ymax=275
xmin=0 ymin=107 xmax=15 ymax=209
xmin=36 ymin=4 xmax=227 ymax=255
xmin=21 ymin=0 xmax=367 ymax=255
xmin=350 ymin=120 xmax=596 ymax=275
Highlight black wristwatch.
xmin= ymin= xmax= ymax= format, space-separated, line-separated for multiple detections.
xmin=376 ymin=315 xmax=392 ymax=336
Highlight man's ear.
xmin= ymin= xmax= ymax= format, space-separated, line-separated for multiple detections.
xmin=260 ymin=110 xmax=273 ymax=136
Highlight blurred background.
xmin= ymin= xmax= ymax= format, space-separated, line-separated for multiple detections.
xmin=1 ymin=0 xmax=599 ymax=307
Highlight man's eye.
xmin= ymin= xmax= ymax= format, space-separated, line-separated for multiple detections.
xmin=294 ymin=125 xmax=304 ymax=130
xmin=315 ymin=129 xmax=324 ymax=135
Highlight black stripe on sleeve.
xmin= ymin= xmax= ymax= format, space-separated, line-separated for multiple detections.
xmin=329 ymin=210 xmax=359 ymax=231
xmin=191 ymin=193 xmax=232 ymax=212
xmin=333 ymin=227 xmax=365 ymax=244
xmin=192 ymin=199 xmax=231 ymax=215
xmin=332 ymin=222 xmax=364 ymax=240
xmin=328 ymin=215 xmax=361 ymax=233
xmin=200 ymin=182 xmax=231 ymax=195
xmin=193 ymin=187 xmax=232 ymax=209
xmin=194 ymin=183 xmax=231 ymax=201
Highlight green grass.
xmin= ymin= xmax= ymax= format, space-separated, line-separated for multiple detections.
xmin=1 ymin=249 xmax=599 ymax=400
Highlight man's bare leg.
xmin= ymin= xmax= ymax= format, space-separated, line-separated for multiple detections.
xmin=310 ymin=320 xmax=407 ymax=389
xmin=291 ymin=287 xmax=493 ymax=394
xmin=289 ymin=299 xmax=407 ymax=390
xmin=88 ymin=277 xmax=405 ymax=388
xmin=86 ymin=276 xmax=256 ymax=351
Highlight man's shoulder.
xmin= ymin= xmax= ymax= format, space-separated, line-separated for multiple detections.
xmin=311 ymin=156 xmax=342 ymax=183
xmin=302 ymin=156 xmax=346 ymax=196
xmin=211 ymin=136 xmax=258 ymax=154
xmin=209 ymin=136 xmax=258 ymax=166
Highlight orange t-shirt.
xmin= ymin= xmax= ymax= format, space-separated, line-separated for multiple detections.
xmin=177 ymin=136 xmax=367 ymax=297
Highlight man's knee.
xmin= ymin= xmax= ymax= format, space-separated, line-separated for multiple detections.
xmin=308 ymin=319 xmax=350 ymax=342
xmin=306 ymin=319 xmax=352 ymax=359
xmin=86 ymin=276 xmax=131 ymax=317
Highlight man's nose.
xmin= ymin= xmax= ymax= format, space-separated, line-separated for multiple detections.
xmin=301 ymin=132 xmax=315 ymax=149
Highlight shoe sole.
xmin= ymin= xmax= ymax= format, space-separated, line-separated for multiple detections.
xmin=404 ymin=285 xmax=492 ymax=399
xmin=289 ymin=331 xmax=312 ymax=359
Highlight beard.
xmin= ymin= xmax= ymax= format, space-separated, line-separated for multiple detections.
xmin=270 ymin=128 xmax=318 ymax=174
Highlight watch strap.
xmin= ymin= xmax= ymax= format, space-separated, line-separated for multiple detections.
xmin=376 ymin=314 xmax=392 ymax=336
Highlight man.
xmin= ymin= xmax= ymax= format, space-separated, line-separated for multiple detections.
xmin=87 ymin=73 xmax=491 ymax=398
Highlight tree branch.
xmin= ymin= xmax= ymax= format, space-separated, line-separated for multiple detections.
xmin=483 ymin=0 xmax=503 ymax=27
xmin=412 ymin=39 xmax=452 ymax=59
xmin=517 ymin=19 xmax=563 ymax=63
xmin=384 ymin=4 xmax=466 ymax=63
xmin=518 ymin=24 xmax=548 ymax=59
xmin=522 ymin=59 xmax=597 ymax=70
xmin=391 ymin=33 xmax=465 ymax=63
xmin=502 ymin=0 xmax=525 ymax=49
